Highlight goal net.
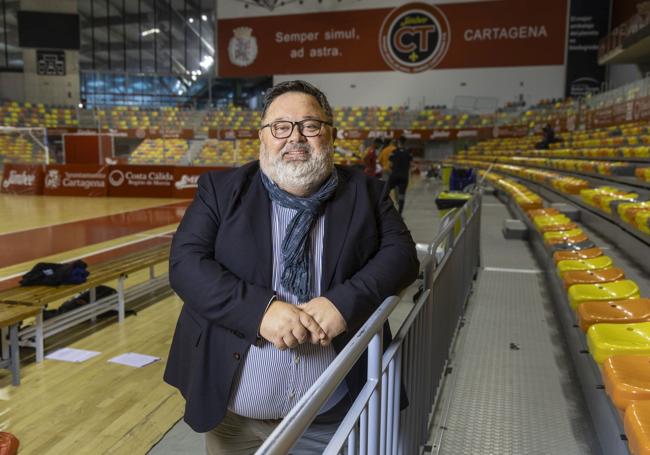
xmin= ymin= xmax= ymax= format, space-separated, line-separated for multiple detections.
xmin=0 ymin=126 xmax=50 ymax=165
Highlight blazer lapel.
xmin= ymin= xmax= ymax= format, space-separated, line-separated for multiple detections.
xmin=322 ymin=170 xmax=356 ymax=291
xmin=243 ymin=170 xmax=273 ymax=288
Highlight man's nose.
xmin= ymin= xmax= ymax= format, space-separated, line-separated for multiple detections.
xmin=287 ymin=123 xmax=308 ymax=142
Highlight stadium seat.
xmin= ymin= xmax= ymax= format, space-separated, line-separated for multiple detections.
xmin=557 ymin=256 xmax=614 ymax=273
xmin=587 ymin=322 xmax=650 ymax=364
xmin=577 ymin=299 xmax=650 ymax=332
xmin=545 ymin=232 xmax=590 ymax=246
xmin=543 ymin=228 xmax=583 ymax=243
xmin=550 ymin=239 xmax=597 ymax=252
xmin=527 ymin=208 xmax=560 ymax=218
xmin=561 ymin=267 xmax=625 ymax=289
xmin=568 ymin=280 xmax=640 ymax=310
xmin=636 ymin=211 xmax=650 ymax=234
xmin=533 ymin=215 xmax=572 ymax=229
xmin=625 ymin=400 xmax=650 ymax=455
xmin=603 ymin=355 xmax=650 ymax=411
xmin=539 ymin=222 xmax=578 ymax=233
xmin=553 ymin=247 xmax=603 ymax=263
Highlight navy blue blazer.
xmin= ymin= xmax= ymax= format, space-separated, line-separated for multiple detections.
xmin=163 ymin=161 xmax=419 ymax=432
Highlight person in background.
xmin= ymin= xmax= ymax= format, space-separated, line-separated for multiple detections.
xmin=363 ymin=138 xmax=383 ymax=177
xmin=378 ymin=138 xmax=397 ymax=181
xmin=387 ymin=136 xmax=413 ymax=215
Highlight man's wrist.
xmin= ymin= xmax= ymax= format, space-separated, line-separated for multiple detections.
xmin=257 ymin=294 xmax=277 ymax=341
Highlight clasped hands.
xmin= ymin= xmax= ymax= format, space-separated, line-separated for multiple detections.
xmin=259 ymin=297 xmax=347 ymax=350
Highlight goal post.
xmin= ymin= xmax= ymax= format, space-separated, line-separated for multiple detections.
xmin=0 ymin=126 xmax=50 ymax=165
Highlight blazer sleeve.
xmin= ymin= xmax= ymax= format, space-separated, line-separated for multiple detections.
xmin=169 ymin=172 xmax=275 ymax=344
xmin=323 ymin=182 xmax=419 ymax=333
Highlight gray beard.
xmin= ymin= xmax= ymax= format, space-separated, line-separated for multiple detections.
xmin=259 ymin=142 xmax=334 ymax=195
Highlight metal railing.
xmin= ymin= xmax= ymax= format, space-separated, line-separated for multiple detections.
xmin=257 ymin=192 xmax=482 ymax=455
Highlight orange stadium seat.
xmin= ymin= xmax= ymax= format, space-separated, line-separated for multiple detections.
xmin=553 ymin=247 xmax=603 ymax=263
xmin=561 ymin=267 xmax=625 ymax=289
xmin=603 ymin=356 xmax=650 ymax=411
xmin=578 ymin=299 xmax=650 ymax=332
xmin=625 ymin=401 xmax=650 ymax=455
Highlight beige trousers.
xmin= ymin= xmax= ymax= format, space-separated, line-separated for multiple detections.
xmin=205 ymin=411 xmax=340 ymax=455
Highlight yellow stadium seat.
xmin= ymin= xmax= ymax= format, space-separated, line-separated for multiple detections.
xmin=556 ymin=256 xmax=614 ymax=273
xmin=568 ymin=280 xmax=640 ymax=310
xmin=543 ymin=228 xmax=583 ymax=242
xmin=587 ymin=322 xmax=650 ymax=364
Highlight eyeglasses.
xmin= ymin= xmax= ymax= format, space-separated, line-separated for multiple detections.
xmin=260 ymin=119 xmax=333 ymax=139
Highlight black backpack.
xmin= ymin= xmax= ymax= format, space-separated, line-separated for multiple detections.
xmin=19 ymin=260 xmax=89 ymax=286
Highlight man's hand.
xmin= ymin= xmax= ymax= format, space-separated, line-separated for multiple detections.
xmin=259 ymin=300 xmax=327 ymax=350
xmin=299 ymin=297 xmax=347 ymax=345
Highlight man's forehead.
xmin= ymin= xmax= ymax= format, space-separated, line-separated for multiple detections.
xmin=265 ymin=92 xmax=325 ymax=119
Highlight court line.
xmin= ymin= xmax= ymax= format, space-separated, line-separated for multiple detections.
xmin=0 ymin=200 xmax=188 ymax=236
xmin=0 ymin=228 xmax=176 ymax=282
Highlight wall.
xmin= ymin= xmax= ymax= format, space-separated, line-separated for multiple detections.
xmin=18 ymin=0 xmax=79 ymax=106
xmin=217 ymin=0 xmax=568 ymax=109
xmin=611 ymin=0 xmax=642 ymax=28
xmin=22 ymin=50 xmax=80 ymax=105
xmin=0 ymin=72 xmax=25 ymax=100
xmin=608 ymin=63 xmax=643 ymax=89
xmin=274 ymin=66 xmax=566 ymax=109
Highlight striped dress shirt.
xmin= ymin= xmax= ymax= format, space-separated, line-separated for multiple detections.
xmin=228 ymin=201 xmax=346 ymax=419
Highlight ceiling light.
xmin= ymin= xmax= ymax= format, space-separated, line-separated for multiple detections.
xmin=200 ymin=55 xmax=214 ymax=69
xmin=188 ymin=17 xmax=194 ymax=23
xmin=141 ymin=28 xmax=160 ymax=37
xmin=201 ymin=14 xmax=208 ymax=21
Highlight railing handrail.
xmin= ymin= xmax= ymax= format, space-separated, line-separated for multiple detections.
xmin=256 ymin=295 xmax=402 ymax=455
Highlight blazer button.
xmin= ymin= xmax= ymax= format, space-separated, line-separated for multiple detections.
xmin=234 ymin=330 xmax=245 ymax=339
xmin=233 ymin=352 xmax=241 ymax=361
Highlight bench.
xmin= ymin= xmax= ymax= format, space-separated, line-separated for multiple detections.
xmin=0 ymin=303 xmax=41 ymax=385
xmin=0 ymin=243 xmax=170 ymax=364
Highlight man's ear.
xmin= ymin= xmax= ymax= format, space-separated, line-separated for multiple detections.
xmin=258 ymin=129 xmax=263 ymax=141
xmin=331 ymin=127 xmax=337 ymax=144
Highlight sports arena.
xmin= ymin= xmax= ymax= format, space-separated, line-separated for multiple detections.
xmin=1 ymin=0 xmax=650 ymax=454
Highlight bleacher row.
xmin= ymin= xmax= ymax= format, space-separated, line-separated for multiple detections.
xmin=454 ymin=158 xmax=650 ymax=235
xmin=460 ymin=154 xmax=650 ymax=184
xmin=484 ymin=170 xmax=650 ymax=455
xmin=128 ymin=138 xmax=366 ymax=166
xmin=0 ymin=99 xmax=488 ymax=132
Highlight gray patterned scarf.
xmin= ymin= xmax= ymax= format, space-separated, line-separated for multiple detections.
xmin=260 ymin=169 xmax=338 ymax=302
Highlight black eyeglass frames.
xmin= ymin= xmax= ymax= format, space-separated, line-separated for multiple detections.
xmin=260 ymin=119 xmax=333 ymax=139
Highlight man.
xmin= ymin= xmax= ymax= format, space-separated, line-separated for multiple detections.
xmin=387 ymin=136 xmax=413 ymax=214
xmin=164 ymin=80 xmax=419 ymax=454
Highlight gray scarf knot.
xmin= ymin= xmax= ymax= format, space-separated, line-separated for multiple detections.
xmin=261 ymin=170 xmax=338 ymax=302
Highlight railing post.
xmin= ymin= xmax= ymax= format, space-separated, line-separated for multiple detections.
xmin=368 ymin=333 xmax=383 ymax=455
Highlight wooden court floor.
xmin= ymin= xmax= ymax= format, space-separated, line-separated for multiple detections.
xmin=0 ymin=194 xmax=191 ymax=454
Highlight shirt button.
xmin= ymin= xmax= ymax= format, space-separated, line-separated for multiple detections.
xmin=289 ymin=389 xmax=295 ymax=399
xmin=233 ymin=352 xmax=241 ymax=361
xmin=294 ymin=355 xmax=300 ymax=364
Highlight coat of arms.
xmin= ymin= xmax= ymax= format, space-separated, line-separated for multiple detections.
xmin=44 ymin=169 xmax=61 ymax=189
xmin=228 ymin=27 xmax=258 ymax=67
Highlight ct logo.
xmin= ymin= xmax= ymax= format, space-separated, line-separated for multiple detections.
xmin=108 ymin=169 xmax=125 ymax=187
xmin=379 ymin=3 xmax=450 ymax=73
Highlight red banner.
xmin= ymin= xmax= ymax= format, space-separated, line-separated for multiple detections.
xmin=1 ymin=163 xmax=44 ymax=195
xmin=107 ymin=165 xmax=175 ymax=198
xmin=43 ymin=164 xmax=108 ymax=197
xmin=218 ymin=0 xmax=566 ymax=77
xmin=172 ymin=166 xmax=228 ymax=198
